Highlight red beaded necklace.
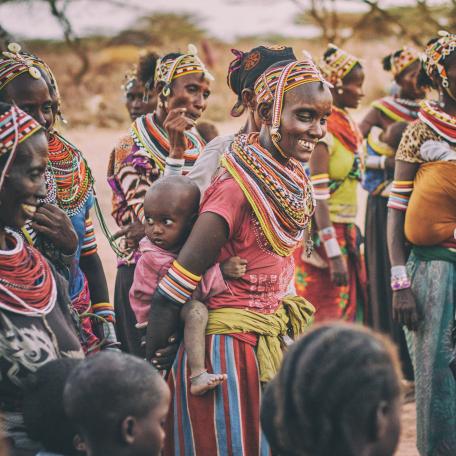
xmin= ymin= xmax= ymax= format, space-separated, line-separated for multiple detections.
xmin=0 ymin=229 xmax=56 ymax=316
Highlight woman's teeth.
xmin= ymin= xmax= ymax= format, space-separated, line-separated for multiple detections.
xmin=21 ymin=204 xmax=37 ymax=218
xmin=298 ymin=140 xmax=316 ymax=151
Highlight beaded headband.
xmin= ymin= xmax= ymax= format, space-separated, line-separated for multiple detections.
xmin=0 ymin=43 xmax=43 ymax=91
xmin=423 ymin=31 xmax=456 ymax=92
xmin=389 ymin=47 xmax=420 ymax=78
xmin=0 ymin=105 xmax=42 ymax=190
xmin=319 ymin=44 xmax=359 ymax=87
xmin=155 ymin=44 xmax=214 ymax=98
xmin=254 ymin=57 xmax=329 ymax=157
xmin=122 ymin=64 xmax=138 ymax=94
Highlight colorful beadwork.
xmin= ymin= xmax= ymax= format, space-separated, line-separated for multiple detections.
xmin=222 ymin=133 xmax=315 ymax=257
xmin=311 ymin=173 xmax=330 ymax=200
xmin=372 ymin=96 xmax=420 ymax=123
xmin=327 ymin=106 xmax=363 ymax=153
xmin=319 ymin=44 xmax=359 ymax=86
xmin=130 ymin=113 xmax=205 ymax=173
xmin=418 ymin=100 xmax=456 ymax=144
xmin=47 ymin=132 xmax=94 ymax=217
xmin=388 ymin=47 xmax=420 ymax=78
xmin=387 ymin=180 xmax=414 ymax=211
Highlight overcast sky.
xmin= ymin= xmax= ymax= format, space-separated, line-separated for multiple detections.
xmin=0 ymin=0 xmax=449 ymax=42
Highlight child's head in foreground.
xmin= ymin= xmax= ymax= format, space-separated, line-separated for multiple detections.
xmin=144 ymin=176 xmax=200 ymax=252
xmin=64 ymin=351 xmax=170 ymax=456
xmin=23 ymin=358 xmax=83 ymax=456
xmin=261 ymin=322 xmax=402 ymax=456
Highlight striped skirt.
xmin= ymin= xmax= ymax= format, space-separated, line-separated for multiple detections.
xmin=164 ymin=334 xmax=270 ymax=456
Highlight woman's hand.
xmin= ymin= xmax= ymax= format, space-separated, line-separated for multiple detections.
xmin=328 ymin=256 xmax=348 ymax=286
xmin=393 ymin=288 xmax=420 ymax=331
xmin=164 ymin=108 xmax=195 ymax=159
xmin=113 ymin=221 xmax=145 ymax=250
xmin=31 ymin=203 xmax=78 ymax=255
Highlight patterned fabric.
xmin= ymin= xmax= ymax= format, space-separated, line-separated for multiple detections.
xmin=319 ymin=44 xmax=359 ymax=86
xmin=81 ymin=217 xmax=97 ymax=257
xmin=371 ymin=96 xmax=420 ymax=123
xmin=404 ymin=252 xmax=456 ymax=455
xmin=130 ymin=113 xmax=205 ymax=173
xmin=164 ymin=335 xmax=270 ymax=456
xmin=396 ymin=120 xmax=441 ymax=164
xmin=222 ymin=133 xmax=315 ymax=257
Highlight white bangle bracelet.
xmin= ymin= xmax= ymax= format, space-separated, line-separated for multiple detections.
xmin=165 ymin=157 xmax=185 ymax=166
xmin=323 ymin=238 xmax=342 ymax=258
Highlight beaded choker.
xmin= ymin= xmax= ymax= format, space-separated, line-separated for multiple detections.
xmin=372 ymin=96 xmax=420 ymax=123
xmin=0 ymin=229 xmax=56 ymax=316
xmin=222 ymin=134 xmax=315 ymax=257
xmin=418 ymin=101 xmax=456 ymax=144
xmin=48 ymin=132 xmax=94 ymax=217
xmin=130 ymin=113 xmax=205 ymax=173
xmin=327 ymin=106 xmax=363 ymax=153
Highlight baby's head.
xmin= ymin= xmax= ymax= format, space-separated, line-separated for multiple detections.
xmin=64 ymin=351 xmax=170 ymax=456
xmin=381 ymin=121 xmax=408 ymax=151
xmin=144 ymin=176 xmax=200 ymax=252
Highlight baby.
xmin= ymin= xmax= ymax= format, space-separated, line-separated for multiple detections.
xmin=130 ymin=176 xmax=247 ymax=395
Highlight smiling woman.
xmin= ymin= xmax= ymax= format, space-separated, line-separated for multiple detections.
xmin=0 ymin=102 xmax=83 ymax=454
xmin=107 ymin=45 xmax=213 ymax=356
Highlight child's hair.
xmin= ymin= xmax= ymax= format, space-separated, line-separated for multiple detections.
xmin=63 ymin=352 xmax=165 ymax=445
xmin=263 ymin=322 xmax=401 ymax=456
xmin=23 ymin=358 xmax=83 ymax=455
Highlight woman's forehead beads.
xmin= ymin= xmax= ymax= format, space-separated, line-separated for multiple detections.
xmin=389 ymin=47 xmax=420 ymax=78
xmin=254 ymin=56 xmax=330 ymax=156
xmin=319 ymin=44 xmax=360 ymax=88
xmin=0 ymin=43 xmax=43 ymax=90
xmin=155 ymin=44 xmax=214 ymax=98
xmin=423 ymin=31 xmax=456 ymax=90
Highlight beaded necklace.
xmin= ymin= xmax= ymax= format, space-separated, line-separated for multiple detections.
xmin=0 ymin=229 xmax=56 ymax=316
xmin=327 ymin=106 xmax=363 ymax=153
xmin=418 ymin=100 xmax=456 ymax=143
xmin=372 ymin=96 xmax=420 ymax=123
xmin=130 ymin=113 xmax=205 ymax=173
xmin=222 ymin=134 xmax=315 ymax=257
xmin=47 ymin=132 xmax=94 ymax=217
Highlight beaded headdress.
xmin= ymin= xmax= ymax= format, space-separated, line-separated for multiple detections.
xmin=122 ymin=64 xmax=138 ymax=94
xmin=0 ymin=43 xmax=43 ymax=91
xmin=319 ymin=44 xmax=360 ymax=87
xmin=0 ymin=104 xmax=42 ymax=190
xmin=254 ymin=57 xmax=329 ymax=157
xmin=155 ymin=44 xmax=214 ymax=98
xmin=422 ymin=31 xmax=456 ymax=93
xmin=389 ymin=47 xmax=420 ymax=78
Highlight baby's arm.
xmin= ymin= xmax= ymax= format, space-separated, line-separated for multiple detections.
xmin=220 ymin=256 xmax=247 ymax=279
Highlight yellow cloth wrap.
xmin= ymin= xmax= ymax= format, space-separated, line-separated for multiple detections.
xmin=206 ymin=295 xmax=315 ymax=382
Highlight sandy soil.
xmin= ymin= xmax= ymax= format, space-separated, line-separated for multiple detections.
xmin=67 ymin=125 xmax=419 ymax=456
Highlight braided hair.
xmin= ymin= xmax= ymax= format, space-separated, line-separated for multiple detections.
xmin=264 ymin=323 xmax=401 ymax=456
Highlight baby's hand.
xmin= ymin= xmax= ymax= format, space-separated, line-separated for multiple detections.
xmin=221 ymin=256 xmax=247 ymax=279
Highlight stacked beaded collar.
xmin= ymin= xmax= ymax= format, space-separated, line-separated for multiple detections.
xmin=372 ymin=96 xmax=420 ymax=123
xmin=47 ymin=131 xmax=94 ymax=217
xmin=389 ymin=47 xmax=420 ymax=78
xmin=319 ymin=44 xmax=359 ymax=87
xmin=418 ymin=100 xmax=456 ymax=144
xmin=254 ymin=58 xmax=329 ymax=158
xmin=423 ymin=31 xmax=456 ymax=97
xmin=327 ymin=106 xmax=363 ymax=153
xmin=222 ymin=133 xmax=315 ymax=257
xmin=130 ymin=113 xmax=205 ymax=173
xmin=0 ymin=229 xmax=57 ymax=316
xmin=0 ymin=105 xmax=42 ymax=191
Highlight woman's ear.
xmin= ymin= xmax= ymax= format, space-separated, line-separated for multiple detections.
xmin=258 ymin=101 xmax=273 ymax=124
xmin=120 ymin=416 xmax=137 ymax=445
xmin=241 ymin=88 xmax=255 ymax=110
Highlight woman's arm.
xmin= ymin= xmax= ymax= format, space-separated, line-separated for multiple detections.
xmin=309 ymin=143 xmax=348 ymax=286
xmin=359 ymin=107 xmax=382 ymax=138
xmin=146 ymin=212 xmax=229 ymax=363
xmin=387 ymin=160 xmax=420 ymax=330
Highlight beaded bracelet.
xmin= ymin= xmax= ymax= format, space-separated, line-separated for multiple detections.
xmin=164 ymin=157 xmax=185 ymax=177
xmin=390 ymin=265 xmax=411 ymax=291
xmin=319 ymin=226 xmax=342 ymax=258
xmin=387 ymin=180 xmax=414 ymax=211
xmin=311 ymin=173 xmax=330 ymax=200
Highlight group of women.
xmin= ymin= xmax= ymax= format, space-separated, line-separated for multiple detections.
xmin=0 ymin=30 xmax=455 ymax=456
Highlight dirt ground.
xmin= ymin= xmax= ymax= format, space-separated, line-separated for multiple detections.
xmin=68 ymin=125 xmax=419 ymax=456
